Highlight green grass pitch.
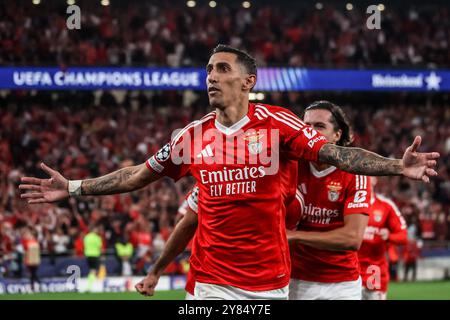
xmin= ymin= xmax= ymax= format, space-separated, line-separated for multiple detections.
xmin=1 ymin=281 xmax=450 ymax=300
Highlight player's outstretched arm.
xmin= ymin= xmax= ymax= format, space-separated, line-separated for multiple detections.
xmin=135 ymin=208 xmax=198 ymax=297
xmin=318 ymin=136 xmax=440 ymax=183
xmin=19 ymin=162 xmax=159 ymax=204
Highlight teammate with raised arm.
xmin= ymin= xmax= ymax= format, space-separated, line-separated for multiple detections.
xmin=19 ymin=45 xmax=439 ymax=300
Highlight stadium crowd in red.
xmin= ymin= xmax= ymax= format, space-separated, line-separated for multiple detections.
xmin=0 ymin=89 xmax=449 ymax=278
xmin=0 ymin=1 xmax=449 ymax=68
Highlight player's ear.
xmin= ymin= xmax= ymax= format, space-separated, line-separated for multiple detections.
xmin=334 ymin=129 xmax=342 ymax=144
xmin=243 ymin=74 xmax=256 ymax=91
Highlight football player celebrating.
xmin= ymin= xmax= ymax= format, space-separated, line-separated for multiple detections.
xmin=20 ymin=45 xmax=439 ymax=300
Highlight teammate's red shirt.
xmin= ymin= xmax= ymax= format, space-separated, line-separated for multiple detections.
xmin=147 ymin=103 xmax=327 ymax=291
xmin=290 ymin=160 xmax=371 ymax=283
xmin=358 ymin=194 xmax=407 ymax=292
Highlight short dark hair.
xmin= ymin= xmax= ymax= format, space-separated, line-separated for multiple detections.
xmin=305 ymin=100 xmax=354 ymax=147
xmin=212 ymin=44 xmax=257 ymax=76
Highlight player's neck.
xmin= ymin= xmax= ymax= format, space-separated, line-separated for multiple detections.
xmin=215 ymin=99 xmax=249 ymax=127
xmin=311 ymin=161 xmax=331 ymax=172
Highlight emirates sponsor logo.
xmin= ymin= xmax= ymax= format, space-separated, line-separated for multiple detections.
xmin=303 ymin=203 xmax=339 ymax=225
xmin=200 ymin=166 xmax=266 ymax=197
xmin=199 ymin=166 xmax=266 ymax=184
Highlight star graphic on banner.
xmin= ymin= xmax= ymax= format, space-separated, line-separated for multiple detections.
xmin=425 ymin=72 xmax=442 ymax=91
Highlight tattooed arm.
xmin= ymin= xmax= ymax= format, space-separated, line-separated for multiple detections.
xmin=81 ymin=164 xmax=156 ymax=195
xmin=318 ymin=144 xmax=403 ymax=176
xmin=318 ymin=136 xmax=440 ymax=182
xmin=19 ymin=162 xmax=160 ymax=204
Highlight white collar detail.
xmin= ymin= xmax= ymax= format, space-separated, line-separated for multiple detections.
xmin=214 ymin=115 xmax=250 ymax=135
xmin=309 ymin=162 xmax=337 ymax=178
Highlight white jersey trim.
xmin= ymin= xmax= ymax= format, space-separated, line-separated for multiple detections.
xmin=308 ymin=162 xmax=337 ymax=178
xmin=255 ymin=105 xmax=303 ymax=131
xmin=214 ymin=115 xmax=250 ymax=136
xmin=171 ymin=112 xmax=215 ymax=147
xmin=376 ymin=193 xmax=407 ymax=230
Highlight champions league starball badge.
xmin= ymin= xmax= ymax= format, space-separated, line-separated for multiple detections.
xmin=156 ymin=143 xmax=171 ymax=161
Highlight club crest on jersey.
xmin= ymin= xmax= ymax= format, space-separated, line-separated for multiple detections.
xmin=373 ymin=210 xmax=383 ymax=222
xmin=327 ymin=181 xmax=342 ymax=202
xmin=244 ymin=132 xmax=264 ymax=155
xmin=156 ymin=143 xmax=171 ymax=162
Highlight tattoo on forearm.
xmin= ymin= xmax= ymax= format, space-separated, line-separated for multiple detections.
xmin=81 ymin=166 xmax=139 ymax=195
xmin=318 ymin=144 xmax=403 ymax=176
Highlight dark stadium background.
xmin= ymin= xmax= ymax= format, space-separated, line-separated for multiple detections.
xmin=0 ymin=0 xmax=449 ymax=299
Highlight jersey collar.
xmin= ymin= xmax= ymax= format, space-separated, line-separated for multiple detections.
xmin=309 ymin=162 xmax=337 ymax=178
xmin=214 ymin=103 xmax=254 ymax=136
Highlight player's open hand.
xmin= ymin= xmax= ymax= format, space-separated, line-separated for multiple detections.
xmin=402 ymin=136 xmax=440 ymax=183
xmin=19 ymin=163 xmax=69 ymax=204
xmin=135 ymin=273 xmax=159 ymax=297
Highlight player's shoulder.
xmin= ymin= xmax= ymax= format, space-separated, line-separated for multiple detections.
xmin=336 ymin=169 xmax=370 ymax=190
xmin=171 ymin=111 xmax=216 ymax=145
xmin=253 ymin=103 xmax=305 ymax=129
xmin=375 ymin=193 xmax=400 ymax=210
xmin=254 ymin=103 xmax=297 ymax=117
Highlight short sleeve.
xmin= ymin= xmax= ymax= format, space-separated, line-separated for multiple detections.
xmin=285 ymin=189 xmax=304 ymax=230
xmin=269 ymin=108 xmax=328 ymax=161
xmin=145 ymin=125 xmax=193 ymax=180
xmin=386 ymin=199 xmax=407 ymax=232
xmin=343 ymin=174 xmax=372 ymax=216
xmin=186 ymin=184 xmax=199 ymax=214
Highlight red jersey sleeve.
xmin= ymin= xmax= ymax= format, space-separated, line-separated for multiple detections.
xmin=343 ymin=174 xmax=372 ymax=216
xmin=385 ymin=197 xmax=408 ymax=244
xmin=186 ymin=184 xmax=199 ymax=214
xmin=385 ymin=198 xmax=407 ymax=232
xmin=285 ymin=189 xmax=304 ymax=230
xmin=145 ymin=125 xmax=193 ymax=181
xmin=272 ymin=108 xmax=328 ymax=161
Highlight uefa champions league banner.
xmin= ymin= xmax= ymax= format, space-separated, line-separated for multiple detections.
xmin=0 ymin=67 xmax=449 ymax=91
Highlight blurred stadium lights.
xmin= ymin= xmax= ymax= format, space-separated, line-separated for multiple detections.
xmin=67 ymin=0 xmax=76 ymax=5
xmin=209 ymin=1 xmax=217 ymax=8
xmin=187 ymin=0 xmax=196 ymax=8
xmin=101 ymin=0 xmax=110 ymax=6
xmin=242 ymin=1 xmax=251 ymax=9
xmin=315 ymin=2 xmax=323 ymax=10
xmin=249 ymin=92 xmax=265 ymax=101
xmin=32 ymin=0 xmax=41 ymax=5
xmin=346 ymin=3 xmax=353 ymax=11
xmin=378 ymin=3 xmax=385 ymax=11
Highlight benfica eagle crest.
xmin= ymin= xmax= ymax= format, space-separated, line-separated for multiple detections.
xmin=327 ymin=181 xmax=342 ymax=202
xmin=244 ymin=132 xmax=264 ymax=155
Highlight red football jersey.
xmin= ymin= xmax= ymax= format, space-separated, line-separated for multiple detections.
xmin=290 ymin=160 xmax=371 ymax=283
xmin=358 ymin=194 xmax=407 ymax=292
xmin=185 ymin=176 xmax=303 ymax=295
xmin=147 ymin=103 xmax=327 ymax=291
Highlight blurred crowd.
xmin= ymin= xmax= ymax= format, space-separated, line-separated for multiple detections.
xmin=0 ymin=89 xmax=449 ymax=278
xmin=0 ymin=1 xmax=449 ymax=68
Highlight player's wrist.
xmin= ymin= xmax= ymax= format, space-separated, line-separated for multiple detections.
xmin=398 ymin=159 xmax=405 ymax=176
xmin=68 ymin=180 xmax=83 ymax=197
